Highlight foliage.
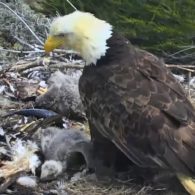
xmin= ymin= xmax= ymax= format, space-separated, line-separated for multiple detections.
xmin=0 ymin=0 xmax=49 ymax=63
xmin=40 ymin=0 xmax=195 ymax=63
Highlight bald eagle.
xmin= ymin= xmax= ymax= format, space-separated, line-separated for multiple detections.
xmin=44 ymin=11 xmax=195 ymax=194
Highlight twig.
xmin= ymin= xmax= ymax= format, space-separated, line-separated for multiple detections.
xmin=176 ymin=67 xmax=195 ymax=72
xmin=188 ymin=72 xmax=191 ymax=97
xmin=170 ymin=46 xmax=195 ymax=56
xmin=21 ymin=66 xmax=46 ymax=75
xmin=50 ymin=63 xmax=84 ymax=69
xmin=66 ymin=0 xmax=77 ymax=11
xmin=5 ymin=135 xmax=12 ymax=151
xmin=166 ymin=64 xmax=195 ymax=68
xmin=10 ymin=59 xmax=47 ymax=72
xmin=163 ymin=51 xmax=195 ymax=60
xmin=14 ymin=36 xmax=35 ymax=50
xmin=54 ymin=49 xmax=79 ymax=54
xmin=0 ymin=47 xmax=78 ymax=55
xmin=9 ymin=57 xmax=84 ymax=72
xmin=0 ymin=2 xmax=44 ymax=45
xmin=0 ymin=48 xmax=44 ymax=54
xmin=0 ymin=172 xmax=24 ymax=193
xmin=166 ymin=64 xmax=195 ymax=73
xmin=34 ymin=44 xmax=44 ymax=49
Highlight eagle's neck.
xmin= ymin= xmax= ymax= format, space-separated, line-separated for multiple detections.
xmin=96 ymin=32 xmax=131 ymax=66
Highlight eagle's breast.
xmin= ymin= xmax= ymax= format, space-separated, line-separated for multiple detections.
xmin=79 ymin=32 xmax=195 ymax=173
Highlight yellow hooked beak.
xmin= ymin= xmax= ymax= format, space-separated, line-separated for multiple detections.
xmin=44 ymin=35 xmax=64 ymax=53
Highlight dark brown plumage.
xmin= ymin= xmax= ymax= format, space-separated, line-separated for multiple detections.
xmin=44 ymin=11 xmax=195 ymax=192
xmin=79 ymin=32 xmax=195 ymax=178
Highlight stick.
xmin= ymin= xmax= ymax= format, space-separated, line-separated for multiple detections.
xmin=0 ymin=48 xmax=44 ymax=54
xmin=0 ymin=171 xmax=25 ymax=193
xmin=166 ymin=64 xmax=195 ymax=68
xmin=0 ymin=48 xmax=79 ymax=55
xmin=14 ymin=36 xmax=35 ymax=50
xmin=50 ymin=63 xmax=84 ymax=69
xmin=170 ymin=46 xmax=195 ymax=56
xmin=10 ymin=59 xmax=46 ymax=72
xmin=66 ymin=0 xmax=77 ymax=10
xmin=188 ymin=72 xmax=191 ymax=97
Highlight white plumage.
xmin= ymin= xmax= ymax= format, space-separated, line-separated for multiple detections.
xmin=47 ymin=11 xmax=113 ymax=65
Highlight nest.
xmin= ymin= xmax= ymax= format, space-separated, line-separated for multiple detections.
xmin=0 ymin=1 xmax=194 ymax=195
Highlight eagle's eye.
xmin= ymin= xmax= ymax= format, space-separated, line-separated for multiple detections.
xmin=56 ymin=33 xmax=66 ymax=38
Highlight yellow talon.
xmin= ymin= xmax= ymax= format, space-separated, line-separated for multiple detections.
xmin=177 ymin=173 xmax=195 ymax=195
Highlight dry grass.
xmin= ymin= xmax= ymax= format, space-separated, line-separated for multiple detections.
xmin=63 ymin=179 xmax=151 ymax=195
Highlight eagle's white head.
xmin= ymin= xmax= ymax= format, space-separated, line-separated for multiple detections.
xmin=44 ymin=11 xmax=112 ymax=65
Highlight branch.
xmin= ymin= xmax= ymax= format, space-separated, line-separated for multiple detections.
xmin=8 ymin=57 xmax=84 ymax=72
xmin=66 ymin=0 xmax=77 ymax=11
xmin=170 ymin=46 xmax=195 ymax=57
xmin=50 ymin=63 xmax=84 ymax=69
xmin=0 ymin=47 xmax=79 ymax=55
xmin=0 ymin=48 xmax=44 ymax=54
xmin=166 ymin=64 xmax=195 ymax=68
xmin=10 ymin=59 xmax=47 ymax=72
xmin=14 ymin=36 xmax=35 ymax=50
xmin=0 ymin=171 xmax=25 ymax=193
xmin=166 ymin=64 xmax=195 ymax=73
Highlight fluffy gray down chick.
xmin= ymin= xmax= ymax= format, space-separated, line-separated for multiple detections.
xmin=36 ymin=70 xmax=85 ymax=119
xmin=40 ymin=127 xmax=93 ymax=181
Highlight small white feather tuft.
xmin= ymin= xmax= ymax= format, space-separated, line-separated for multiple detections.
xmin=12 ymin=140 xmax=39 ymax=160
xmin=17 ymin=176 xmax=37 ymax=188
xmin=0 ymin=127 xmax=5 ymax=136
xmin=173 ymin=74 xmax=185 ymax=82
xmin=0 ymin=139 xmax=40 ymax=179
xmin=40 ymin=160 xmax=64 ymax=180
xmin=29 ymin=154 xmax=41 ymax=175
xmin=189 ymin=77 xmax=195 ymax=87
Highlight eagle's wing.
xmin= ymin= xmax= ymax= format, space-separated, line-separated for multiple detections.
xmin=80 ymin=48 xmax=195 ymax=174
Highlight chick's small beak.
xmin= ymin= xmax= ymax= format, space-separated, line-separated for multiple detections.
xmin=44 ymin=35 xmax=64 ymax=53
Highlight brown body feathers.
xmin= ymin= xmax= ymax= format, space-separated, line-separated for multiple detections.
xmin=79 ymin=32 xmax=195 ymax=177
